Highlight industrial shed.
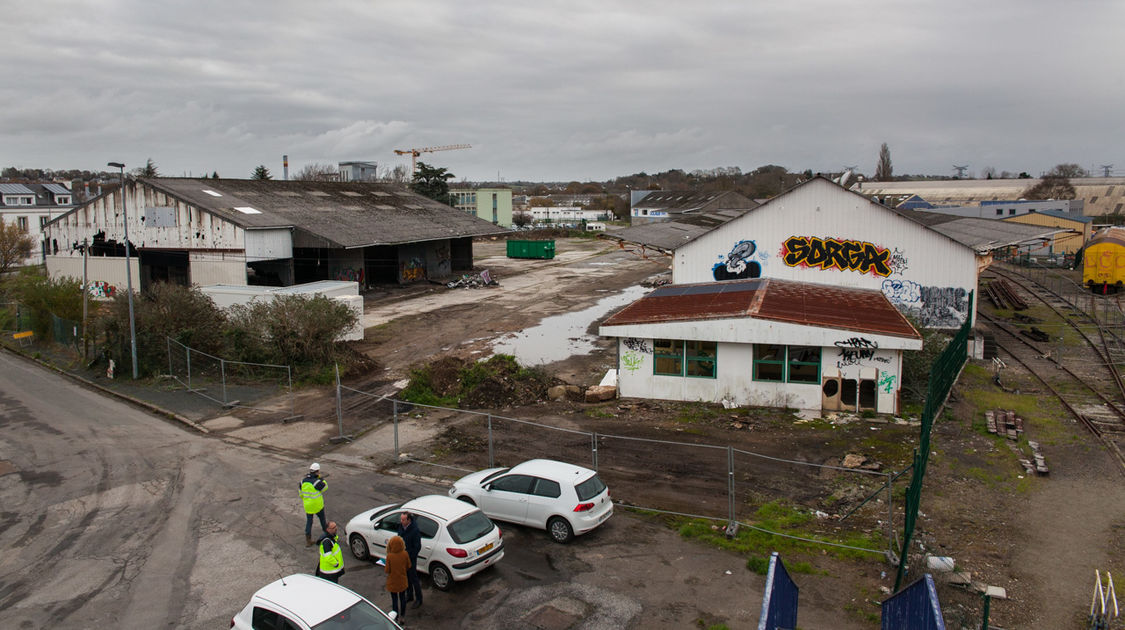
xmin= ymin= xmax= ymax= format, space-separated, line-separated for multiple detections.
xmin=44 ymin=178 xmax=508 ymax=294
xmin=672 ymin=177 xmax=982 ymax=329
xmin=599 ymin=278 xmax=922 ymax=414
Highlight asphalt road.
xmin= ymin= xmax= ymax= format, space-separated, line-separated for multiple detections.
xmin=0 ymin=349 xmax=863 ymax=629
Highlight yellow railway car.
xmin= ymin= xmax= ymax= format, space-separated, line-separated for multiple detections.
xmin=1083 ymin=226 xmax=1125 ymax=292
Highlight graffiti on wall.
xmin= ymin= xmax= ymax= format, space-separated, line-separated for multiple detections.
xmin=88 ymin=281 xmax=117 ymax=298
xmin=623 ymin=338 xmax=652 ymax=354
xmin=333 ymin=267 xmax=365 ymax=284
xmin=401 ymin=257 xmax=425 ymax=282
xmin=878 ymin=372 xmax=897 ymax=393
xmin=781 ymin=236 xmax=893 ymax=277
xmin=834 ymin=337 xmax=891 ymax=368
xmin=622 ymin=351 xmax=643 ymax=372
xmin=881 ymin=280 xmax=969 ymax=328
xmin=713 ymin=239 xmax=764 ymax=281
xmin=888 ymin=248 xmax=909 ymax=275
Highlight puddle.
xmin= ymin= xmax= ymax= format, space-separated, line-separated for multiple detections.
xmin=492 ymin=285 xmax=649 ymax=365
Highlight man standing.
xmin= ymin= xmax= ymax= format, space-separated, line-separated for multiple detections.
xmin=315 ymin=521 xmax=345 ymax=584
xmin=397 ymin=511 xmax=423 ymax=608
xmin=300 ymin=462 xmax=328 ymax=546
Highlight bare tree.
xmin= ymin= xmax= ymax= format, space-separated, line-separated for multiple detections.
xmin=1047 ymin=163 xmax=1089 ymax=178
xmin=1023 ymin=175 xmax=1076 ymax=200
xmin=0 ymin=222 xmax=36 ymax=274
xmin=383 ymin=164 xmax=410 ymax=185
xmin=875 ymin=143 xmax=893 ymax=181
xmin=294 ymin=163 xmax=338 ymax=181
xmin=981 ymin=166 xmax=997 ymax=179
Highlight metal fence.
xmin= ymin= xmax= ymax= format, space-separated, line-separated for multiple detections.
xmin=351 ymin=394 xmax=897 ymax=557
xmin=165 ymin=337 xmax=297 ymax=419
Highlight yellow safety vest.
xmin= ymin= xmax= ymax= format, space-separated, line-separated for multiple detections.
xmin=319 ymin=536 xmax=343 ymax=574
xmin=300 ymin=479 xmax=325 ymax=514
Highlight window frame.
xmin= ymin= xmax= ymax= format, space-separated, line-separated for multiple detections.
xmin=684 ymin=340 xmax=717 ymax=379
xmin=786 ymin=345 xmax=822 ymax=384
xmin=753 ymin=343 xmax=786 ymax=382
xmin=653 ymin=339 xmax=685 ymax=376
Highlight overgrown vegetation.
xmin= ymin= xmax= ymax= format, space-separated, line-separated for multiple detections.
xmin=399 ymin=354 xmax=556 ymax=409
xmin=671 ymin=499 xmax=885 ymax=576
xmin=899 ymin=316 xmax=952 ymax=407
xmin=4 ymin=269 xmax=83 ymax=338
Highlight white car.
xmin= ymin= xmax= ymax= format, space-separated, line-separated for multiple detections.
xmin=231 ymin=573 xmax=401 ymax=630
xmin=344 ymin=494 xmax=504 ymax=591
xmin=449 ymin=459 xmax=613 ymax=544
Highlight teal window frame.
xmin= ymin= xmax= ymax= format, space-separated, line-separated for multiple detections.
xmin=753 ymin=344 xmax=786 ymax=382
xmin=786 ymin=345 xmax=822 ymax=383
xmin=653 ymin=339 xmax=684 ymax=376
xmin=685 ymin=340 xmax=717 ymax=379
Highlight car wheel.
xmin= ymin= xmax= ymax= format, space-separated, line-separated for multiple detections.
xmin=430 ymin=563 xmax=453 ymax=591
xmin=456 ymin=496 xmax=476 ymax=506
xmin=349 ymin=533 xmax=370 ymax=560
xmin=547 ymin=517 xmax=574 ymax=544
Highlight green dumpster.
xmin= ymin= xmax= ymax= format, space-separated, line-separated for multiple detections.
xmin=506 ymin=239 xmax=556 ymax=260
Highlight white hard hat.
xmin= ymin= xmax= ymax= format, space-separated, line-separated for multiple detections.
xmin=309 ymin=462 xmax=321 ymax=472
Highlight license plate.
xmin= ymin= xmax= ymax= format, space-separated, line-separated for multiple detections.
xmin=478 ymin=542 xmax=494 ymax=554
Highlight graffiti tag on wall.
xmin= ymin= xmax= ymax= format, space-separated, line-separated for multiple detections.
xmin=401 ymin=257 xmax=425 ymax=282
xmin=881 ymin=278 xmax=922 ymax=305
xmin=623 ymin=338 xmax=652 ymax=354
xmin=622 ymin=351 xmax=643 ymax=372
xmin=881 ymin=280 xmax=969 ymax=329
xmin=781 ymin=236 xmax=892 ymax=277
xmin=878 ymin=372 xmax=896 ymax=393
xmin=88 ymin=281 xmax=117 ymax=298
xmin=713 ymin=239 xmax=763 ymax=281
xmin=835 ymin=337 xmax=878 ymax=367
xmin=333 ymin=267 xmax=365 ymax=284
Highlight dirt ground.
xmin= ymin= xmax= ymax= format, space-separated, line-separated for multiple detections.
xmin=240 ymin=238 xmax=1125 ymax=628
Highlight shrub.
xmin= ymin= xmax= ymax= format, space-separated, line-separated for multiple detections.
xmin=6 ymin=268 xmax=84 ymax=338
xmin=226 ymin=294 xmax=357 ymax=368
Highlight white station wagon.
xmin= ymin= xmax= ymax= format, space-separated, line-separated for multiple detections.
xmin=344 ymin=494 xmax=504 ymax=591
xmin=450 ymin=459 xmax=613 ymax=543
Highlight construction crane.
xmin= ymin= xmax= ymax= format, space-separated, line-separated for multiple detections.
xmin=393 ymin=144 xmax=471 ymax=172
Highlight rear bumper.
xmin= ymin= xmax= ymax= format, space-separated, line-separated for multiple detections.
xmin=451 ymin=541 xmax=505 ymax=579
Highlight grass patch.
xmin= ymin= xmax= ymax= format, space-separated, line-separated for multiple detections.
xmin=673 ymin=500 xmax=884 ymax=574
xmin=584 ymin=406 xmax=616 ymax=419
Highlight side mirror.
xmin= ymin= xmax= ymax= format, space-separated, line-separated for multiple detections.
xmin=482 ymin=483 xmax=491 ymax=492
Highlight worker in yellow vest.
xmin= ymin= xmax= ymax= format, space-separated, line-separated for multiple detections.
xmin=315 ymin=521 xmax=345 ymax=584
xmin=300 ymin=462 xmax=328 ymax=546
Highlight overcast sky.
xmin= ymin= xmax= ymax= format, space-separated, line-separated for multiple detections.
xmin=3 ymin=1 xmax=1122 ymax=183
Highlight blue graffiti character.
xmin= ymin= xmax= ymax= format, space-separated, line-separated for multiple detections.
xmin=713 ymin=239 xmax=761 ymax=281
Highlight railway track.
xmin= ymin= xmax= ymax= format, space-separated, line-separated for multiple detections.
xmin=980 ymin=266 xmax=1125 ymax=473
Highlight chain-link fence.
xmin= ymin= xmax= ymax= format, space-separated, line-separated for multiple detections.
xmin=355 ymin=395 xmax=895 ymax=557
xmin=166 ymin=337 xmax=296 ymax=419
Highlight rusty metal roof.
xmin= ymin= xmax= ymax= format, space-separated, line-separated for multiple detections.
xmin=144 ymin=178 xmax=509 ymax=247
xmin=603 ymin=277 xmax=920 ymax=339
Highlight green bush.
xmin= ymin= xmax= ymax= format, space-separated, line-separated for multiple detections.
xmin=225 ymin=294 xmax=357 ymax=368
xmin=6 ymin=269 xmax=84 ymax=338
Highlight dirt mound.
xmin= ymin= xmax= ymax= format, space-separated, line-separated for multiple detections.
xmin=404 ymin=355 xmax=558 ymax=409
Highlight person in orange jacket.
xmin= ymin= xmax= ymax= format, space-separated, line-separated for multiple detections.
xmin=385 ymin=535 xmax=411 ymax=620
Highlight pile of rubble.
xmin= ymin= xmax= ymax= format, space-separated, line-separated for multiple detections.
xmin=446 ymin=269 xmax=499 ymax=289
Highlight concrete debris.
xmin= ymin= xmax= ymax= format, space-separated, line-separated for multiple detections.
xmin=842 ymin=453 xmax=867 ymax=468
xmin=446 ymin=269 xmax=499 ymax=289
xmin=584 ymin=385 xmax=616 ymax=403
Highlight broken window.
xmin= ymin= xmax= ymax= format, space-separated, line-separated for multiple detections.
xmin=653 ymin=339 xmax=684 ymax=376
xmin=753 ymin=344 xmax=785 ymax=382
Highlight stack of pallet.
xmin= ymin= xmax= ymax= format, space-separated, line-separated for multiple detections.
xmin=1028 ymin=440 xmax=1049 ymax=475
xmin=985 ymin=410 xmax=1025 ymax=440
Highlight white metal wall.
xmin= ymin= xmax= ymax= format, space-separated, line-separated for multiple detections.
xmin=613 ymin=337 xmax=903 ymax=413
xmin=674 ymin=179 xmax=980 ymax=328
xmin=190 ymin=254 xmax=247 ymax=286
xmin=245 ymin=229 xmax=293 ymax=261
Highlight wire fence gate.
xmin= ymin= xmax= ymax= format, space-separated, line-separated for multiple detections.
xmin=166 ymin=337 xmax=298 ymax=420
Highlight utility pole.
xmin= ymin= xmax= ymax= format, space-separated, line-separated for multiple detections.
xmin=82 ymin=238 xmax=89 ymax=362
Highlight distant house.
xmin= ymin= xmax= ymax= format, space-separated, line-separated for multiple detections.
xmin=0 ymin=182 xmax=75 ymax=265
xmin=338 ymin=161 xmax=380 ymax=182
xmin=1002 ymin=210 xmax=1092 ymax=255
xmin=630 ymin=190 xmax=758 ymax=225
xmin=44 ymin=178 xmax=508 ymax=295
xmin=449 ymin=188 xmax=514 ymax=227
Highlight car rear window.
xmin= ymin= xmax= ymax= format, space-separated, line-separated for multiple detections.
xmin=447 ymin=510 xmax=495 ymax=544
xmin=312 ymin=600 xmax=398 ymax=630
xmin=575 ymin=475 xmax=607 ymax=502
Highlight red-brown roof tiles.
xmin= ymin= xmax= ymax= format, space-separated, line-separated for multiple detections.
xmin=603 ymin=278 xmax=920 ymax=339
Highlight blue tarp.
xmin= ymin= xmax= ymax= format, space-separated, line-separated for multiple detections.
xmin=882 ymin=574 xmax=946 ymax=630
xmin=757 ymin=552 xmax=799 ymax=630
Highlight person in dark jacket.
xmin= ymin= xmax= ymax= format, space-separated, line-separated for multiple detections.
xmin=397 ymin=511 xmax=423 ymax=608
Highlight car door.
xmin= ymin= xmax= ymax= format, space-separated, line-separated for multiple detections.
xmin=413 ymin=514 xmax=440 ymax=573
xmin=480 ymin=474 xmax=533 ymax=523
xmin=526 ymin=477 xmax=562 ymax=528
xmin=369 ymin=510 xmax=402 ymax=559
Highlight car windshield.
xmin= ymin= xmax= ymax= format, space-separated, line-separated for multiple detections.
xmin=312 ymin=600 xmax=399 ymax=630
xmin=575 ymin=474 xmax=607 ymax=502
xmin=480 ymin=468 xmax=510 ymax=484
xmin=447 ymin=510 xmax=495 ymax=544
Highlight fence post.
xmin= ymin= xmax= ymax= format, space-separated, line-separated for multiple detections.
xmin=886 ymin=471 xmax=894 ymax=554
xmin=591 ymin=431 xmax=598 ymax=470
xmin=288 ymin=366 xmax=295 ymax=420
xmin=220 ymin=358 xmax=227 ymax=405
xmin=335 ymin=364 xmax=344 ymax=436
xmin=186 ymin=346 xmax=192 ymax=391
xmin=727 ymin=445 xmax=736 ymax=527
xmin=487 ymin=414 xmax=494 ymax=468
xmin=393 ymin=400 xmax=399 ymax=458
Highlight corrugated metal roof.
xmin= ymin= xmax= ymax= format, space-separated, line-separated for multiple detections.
xmin=633 ymin=190 xmax=756 ymax=212
xmin=43 ymin=183 xmax=70 ymax=196
xmin=917 ymin=216 xmax=1067 ymax=251
xmin=0 ymin=183 xmax=34 ymax=195
xmin=144 ymin=178 xmax=509 ymax=248
xmin=603 ymin=278 xmax=920 ymax=339
xmin=608 ymin=207 xmax=756 ymax=252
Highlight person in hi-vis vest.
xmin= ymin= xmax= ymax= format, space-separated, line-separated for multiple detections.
xmin=300 ymin=462 xmax=328 ymax=546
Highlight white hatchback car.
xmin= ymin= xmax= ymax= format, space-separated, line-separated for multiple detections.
xmin=231 ymin=573 xmax=401 ymax=630
xmin=449 ymin=459 xmax=613 ymax=543
xmin=344 ymin=494 xmax=504 ymax=591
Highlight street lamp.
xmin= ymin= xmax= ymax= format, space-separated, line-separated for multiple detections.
xmin=107 ymin=161 xmax=138 ymax=379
